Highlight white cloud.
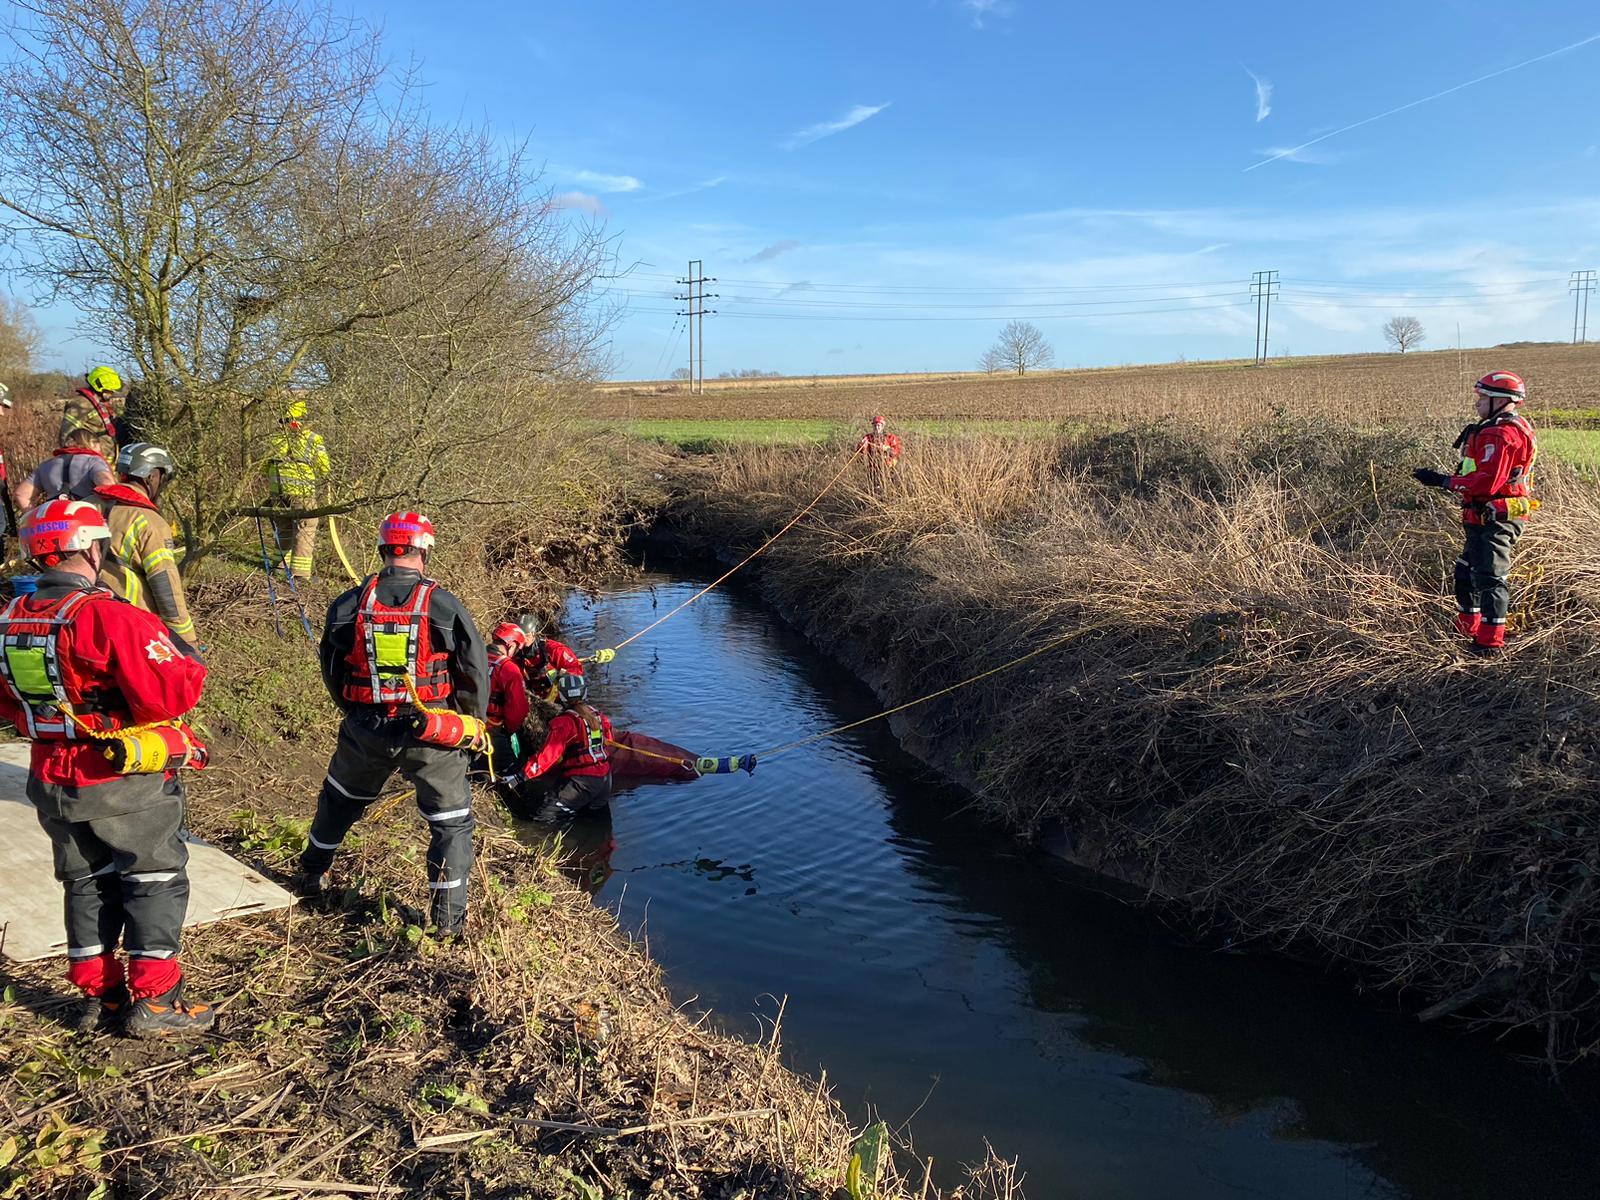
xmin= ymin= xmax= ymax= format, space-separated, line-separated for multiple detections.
xmin=650 ymin=175 xmax=728 ymax=202
xmin=1246 ymin=30 xmax=1600 ymax=171
xmin=1244 ymin=67 xmax=1272 ymax=122
xmin=782 ymin=102 xmax=892 ymax=150
xmin=1258 ymin=144 xmax=1335 ymax=166
xmin=747 ymin=239 xmax=801 ymax=263
xmin=961 ymin=0 xmax=1013 ymax=29
xmin=568 ymin=169 xmax=644 ymax=193
xmin=549 ymin=191 xmax=607 ymax=218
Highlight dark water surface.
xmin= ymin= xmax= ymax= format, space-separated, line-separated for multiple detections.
xmin=530 ymin=571 xmax=1597 ymax=1199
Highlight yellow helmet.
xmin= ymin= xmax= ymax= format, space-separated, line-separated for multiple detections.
xmin=85 ymin=365 xmax=122 ymax=395
xmin=283 ymin=398 xmax=308 ymax=421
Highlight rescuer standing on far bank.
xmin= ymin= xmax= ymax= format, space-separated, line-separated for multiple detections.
xmin=296 ymin=513 xmax=488 ymax=937
xmin=1414 ymin=371 xmax=1538 ymax=654
xmin=857 ymin=414 xmax=902 ymax=491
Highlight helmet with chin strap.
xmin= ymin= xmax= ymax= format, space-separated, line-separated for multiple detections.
xmin=1474 ymin=371 xmax=1526 ymax=410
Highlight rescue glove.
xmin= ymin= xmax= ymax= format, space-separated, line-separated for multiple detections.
xmin=591 ymin=648 xmax=616 ymax=664
xmin=1413 ymin=468 xmax=1450 ymax=489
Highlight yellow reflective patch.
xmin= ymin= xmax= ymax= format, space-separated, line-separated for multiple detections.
xmin=1459 ymin=457 xmax=1476 ymax=474
xmin=4 ymin=645 xmax=54 ymax=699
xmin=372 ymin=630 xmax=410 ymax=671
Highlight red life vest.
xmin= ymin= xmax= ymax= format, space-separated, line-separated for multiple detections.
xmin=341 ymin=575 xmax=451 ymax=711
xmin=0 ymin=588 xmax=126 ymax=741
xmin=75 ymin=387 xmax=117 ymax=438
xmin=560 ymin=707 xmax=612 ymax=773
xmin=1455 ymin=412 xmax=1538 ymax=524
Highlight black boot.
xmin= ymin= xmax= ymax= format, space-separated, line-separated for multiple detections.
xmin=125 ymin=983 xmax=216 ymax=1040
xmin=67 ymin=983 xmax=130 ymax=1034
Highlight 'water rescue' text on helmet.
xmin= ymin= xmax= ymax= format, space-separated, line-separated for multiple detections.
xmin=491 ymin=621 xmax=528 ymax=652
xmin=85 ymin=366 xmax=123 ymax=395
xmin=553 ymin=671 xmax=588 ymax=704
xmin=116 ymin=442 xmax=178 ymax=482
xmin=20 ymin=499 xmax=112 ymax=565
xmin=378 ymin=511 xmax=436 ymax=552
xmin=1473 ymin=371 xmax=1526 ymax=404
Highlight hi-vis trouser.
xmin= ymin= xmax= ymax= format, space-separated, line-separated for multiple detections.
xmin=30 ymin=773 xmax=189 ymax=963
xmin=270 ymin=506 xmax=319 ymax=580
xmin=300 ymin=714 xmax=475 ymax=926
xmin=1454 ymin=520 xmax=1523 ymax=635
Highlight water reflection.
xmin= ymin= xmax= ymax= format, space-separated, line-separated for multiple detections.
xmin=508 ymin=572 xmax=1598 ymax=1200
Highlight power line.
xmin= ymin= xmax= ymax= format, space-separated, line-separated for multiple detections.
xmin=621 ymin=299 xmax=1255 ymax=322
xmin=610 ymin=288 xmax=1247 ymax=310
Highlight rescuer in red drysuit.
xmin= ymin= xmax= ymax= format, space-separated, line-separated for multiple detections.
xmin=514 ymin=616 xmax=590 ymax=705
xmin=484 ymin=620 xmax=532 ymax=776
xmin=0 ymin=499 xmax=212 ymax=1037
xmin=517 ymin=671 xmax=615 ymax=825
xmin=1414 ymin=370 xmax=1538 ymax=654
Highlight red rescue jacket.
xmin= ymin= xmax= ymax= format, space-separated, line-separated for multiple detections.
xmin=0 ymin=575 xmax=206 ymax=786
xmin=518 ymin=636 xmax=584 ymax=698
xmin=341 ymin=575 xmax=452 ymax=712
xmin=856 ymin=431 xmax=902 ymax=463
xmin=1448 ymin=412 xmax=1537 ymax=525
xmin=525 ymin=706 xmax=613 ymax=781
xmin=486 ymin=648 xmax=530 ymax=732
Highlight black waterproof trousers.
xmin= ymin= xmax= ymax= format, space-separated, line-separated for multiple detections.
xmin=31 ymin=772 xmax=190 ymax=963
xmin=512 ymin=772 xmax=612 ymax=826
xmin=299 ymin=714 xmax=475 ymax=926
xmin=1454 ymin=520 xmax=1523 ymax=633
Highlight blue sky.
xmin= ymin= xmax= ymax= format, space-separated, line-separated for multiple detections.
xmin=26 ymin=0 xmax=1600 ymax=377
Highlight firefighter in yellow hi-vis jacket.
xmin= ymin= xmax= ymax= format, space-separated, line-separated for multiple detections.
xmin=263 ymin=398 xmax=331 ymax=580
xmin=94 ymin=443 xmax=200 ymax=657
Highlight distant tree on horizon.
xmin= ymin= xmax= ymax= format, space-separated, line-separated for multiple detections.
xmin=985 ymin=321 xmax=1053 ymax=375
xmin=1383 ymin=315 xmax=1426 ymax=353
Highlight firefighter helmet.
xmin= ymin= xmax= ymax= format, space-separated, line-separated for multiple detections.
xmin=85 ymin=366 xmax=123 ymax=395
xmin=553 ymin=671 xmax=588 ymax=704
xmin=283 ymin=398 xmax=308 ymax=422
xmin=116 ymin=442 xmax=178 ymax=482
xmin=1473 ymin=371 xmax=1526 ymax=404
xmin=491 ymin=620 xmax=528 ymax=651
xmin=20 ymin=499 xmax=112 ymax=564
xmin=378 ymin=511 xmax=435 ymax=552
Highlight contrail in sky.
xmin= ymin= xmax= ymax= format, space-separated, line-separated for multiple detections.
xmin=1245 ymin=30 xmax=1600 ymax=171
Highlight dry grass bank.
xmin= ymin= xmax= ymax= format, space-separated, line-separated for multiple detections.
xmin=659 ymin=420 xmax=1600 ymax=1063
xmin=597 ymin=343 xmax=1600 ymax=428
xmin=1 ymin=563 xmax=1022 ymax=1199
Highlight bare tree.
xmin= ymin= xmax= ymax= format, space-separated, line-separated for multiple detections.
xmin=1382 ymin=316 xmax=1425 ymax=353
xmin=986 ymin=320 xmax=1053 ymax=375
xmin=0 ymin=0 xmax=611 ymax=564
xmin=0 ymin=295 xmax=40 ymax=380
xmin=977 ymin=347 xmax=1003 ymax=374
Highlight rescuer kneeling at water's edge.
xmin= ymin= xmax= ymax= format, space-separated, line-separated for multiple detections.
xmin=516 ymin=671 xmax=614 ymax=826
xmin=296 ymin=512 xmax=489 ymax=938
xmin=1413 ymin=370 xmax=1538 ymax=655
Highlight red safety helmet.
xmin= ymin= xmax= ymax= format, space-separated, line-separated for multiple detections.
xmin=871 ymin=414 xmax=886 ymax=427
xmin=20 ymin=499 xmax=111 ymax=565
xmin=1473 ymin=371 xmax=1526 ymax=404
xmin=378 ymin=511 xmax=436 ymax=552
xmin=491 ymin=621 xmax=528 ymax=651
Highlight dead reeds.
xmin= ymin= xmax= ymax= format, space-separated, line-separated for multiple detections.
xmin=662 ymin=417 xmax=1600 ymax=1063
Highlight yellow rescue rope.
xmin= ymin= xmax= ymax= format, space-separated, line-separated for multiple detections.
xmin=591 ymin=444 xmax=864 ymax=660
xmin=753 ymin=621 xmax=1104 ymax=762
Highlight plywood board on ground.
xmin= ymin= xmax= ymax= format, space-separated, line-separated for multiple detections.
xmin=0 ymin=743 xmax=294 ymax=962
